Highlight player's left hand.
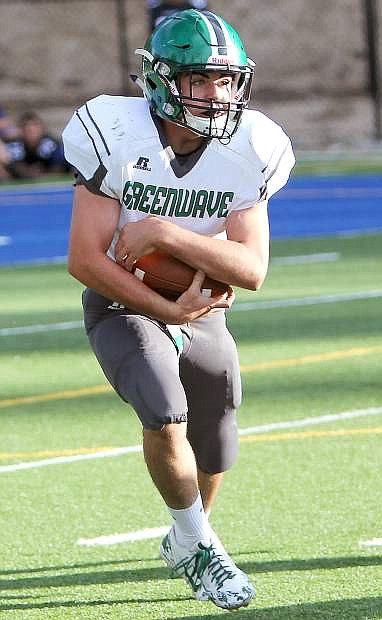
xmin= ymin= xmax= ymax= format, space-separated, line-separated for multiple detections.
xmin=115 ymin=217 xmax=162 ymax=270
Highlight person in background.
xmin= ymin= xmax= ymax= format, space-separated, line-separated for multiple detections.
xmin=0 ymin=105 xmax=19 ymax=141
xmin=5 ymin=111 xmax=70 ymax=179
xmin=147 ymin=0 xmax=208 ymax=30
xmin=0 ymin=105 xmax=18 ymax=180
xmin=0 ymin=137 xmax=12 ymax=181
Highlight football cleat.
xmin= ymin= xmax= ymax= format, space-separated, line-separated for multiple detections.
xmin=160 ymin=526 xmax=255 ymax=609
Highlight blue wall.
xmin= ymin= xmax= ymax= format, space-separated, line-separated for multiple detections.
xmin=0 ymin=175 xmax=381 ymax=266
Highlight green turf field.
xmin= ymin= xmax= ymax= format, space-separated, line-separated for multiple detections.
xmin=1 ymin=232 xmax=382 ymax=619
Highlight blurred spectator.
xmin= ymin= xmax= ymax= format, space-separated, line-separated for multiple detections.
xmin=0 ymin=105 xmax=19 ymax=140
xmin=0 ymin=137 xmax=12 ymax=182
xmin=5 ymin=111 xmax=70 ymax=179
xmin=147 ymin=0 xmax=208 ymax=31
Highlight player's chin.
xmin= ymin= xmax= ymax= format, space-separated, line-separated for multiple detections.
xmin=201 ymin=110 xmax=227 ymax=119
xmin=188 ymin=106 xmax=227 ymax=119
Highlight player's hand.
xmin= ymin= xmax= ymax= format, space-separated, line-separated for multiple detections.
xmin=173 ymin=270 xmax=231 ymax=323
xmin=223 ymin=285 xmax=236 ymax=309
xmin=115 ymin=217 xmax=162 ymax=271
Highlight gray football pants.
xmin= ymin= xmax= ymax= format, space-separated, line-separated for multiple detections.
xmin=82 ymin=288 xmax=242 ymax=473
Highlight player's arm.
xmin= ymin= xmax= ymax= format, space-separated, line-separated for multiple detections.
xmin=116 ymin=201 xmax=270 ymax=291
xmin=68 ymin=185 xmax=229 ymax=323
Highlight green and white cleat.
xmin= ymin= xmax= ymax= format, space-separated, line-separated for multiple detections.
xmin=160 ymin=527 xmax=255 ymax=610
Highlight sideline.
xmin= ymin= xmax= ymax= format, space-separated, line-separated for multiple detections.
xmin=1 ymin=406 xmax=381 ymax=474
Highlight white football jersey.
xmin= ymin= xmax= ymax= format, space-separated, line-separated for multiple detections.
xmin=63 ymin=95 xmax=294 ymax=255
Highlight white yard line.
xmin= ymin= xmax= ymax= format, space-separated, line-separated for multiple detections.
xmin=0 ymin=446 xmax=142 ymax=473
xmin=238 ymin=406 xmax=382 ymax=436
xmin=232 ymin=290 xmax=382 ymax=312
xmin=2 ymin=290 xmax=382 ymax=337
xmin=359 ymin=538 xmax=382 ymax=547
xmin=77 ymin=526 xmax=170 ymax=547
xmin=0 ymin=320 xmax=83 ymax=336
xmin=272 ymin=252 xmax=339 ymax=265
xmin=79 ymin=530 xmax=382 ymax=550
xmin=1 ymin=406 xmax=381 ymax=474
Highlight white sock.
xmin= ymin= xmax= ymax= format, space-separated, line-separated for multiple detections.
xmin=168 ymin=493 xmax=211 ymax=548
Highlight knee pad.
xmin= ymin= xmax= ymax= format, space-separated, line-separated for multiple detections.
xmin=188 ymin=411 xmax=239 ymax=474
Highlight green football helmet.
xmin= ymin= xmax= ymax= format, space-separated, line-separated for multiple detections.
xmin=134 ymin=9 xmax=255 ymax=141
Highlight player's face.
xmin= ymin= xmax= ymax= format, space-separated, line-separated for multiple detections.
xmin=178 ymin=71 xmax=237 ymax=119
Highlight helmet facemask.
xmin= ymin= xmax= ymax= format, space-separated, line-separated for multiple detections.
xmin=173 ymin=65 xmax=254 ymax=140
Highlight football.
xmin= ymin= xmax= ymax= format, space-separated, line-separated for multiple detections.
xmin=132 ymin=250 xmax=229 ymax=300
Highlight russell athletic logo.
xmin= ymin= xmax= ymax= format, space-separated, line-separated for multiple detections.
xmin=133 ymin=156 xmax=151 ymax=171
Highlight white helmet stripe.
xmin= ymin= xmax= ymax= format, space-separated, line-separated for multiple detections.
xmin=200 ymin=11 xmax=243 ymax=63
xmin=217 ymin=17 xmax=240 ymax=61
xmin=203 ymin=11 xmax=227 ymax=54
xmin=197 ymin=12 xmax=220 ymax=49
xmin=215 ymin=15 xmax=243 ymax=64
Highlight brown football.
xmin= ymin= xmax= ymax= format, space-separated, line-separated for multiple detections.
xmin=132 ymin=250 xmax=229 ymax=300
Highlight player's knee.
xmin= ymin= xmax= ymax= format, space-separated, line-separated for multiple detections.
xmin=144 ymin=421 xmax=188 ymax=439
xmin=190 ymin=413 xmax=238 ymax=474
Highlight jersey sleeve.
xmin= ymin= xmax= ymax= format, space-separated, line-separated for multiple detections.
xmin=261 ymin=129 xmax=295 ymax=202
xmin=62 ymin=98 xmax=117 ymax=199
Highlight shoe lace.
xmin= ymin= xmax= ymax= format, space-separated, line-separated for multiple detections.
xmin=172 ymin=543 xmax=235 ymax=592
xmin=204 ymin=545 xmax=236 ymax=589
xmin=172 ymin=544 xmax=212 ymax=591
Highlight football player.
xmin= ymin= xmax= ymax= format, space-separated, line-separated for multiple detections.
xmin=63 ymin=9 xmax=294 ymax=610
